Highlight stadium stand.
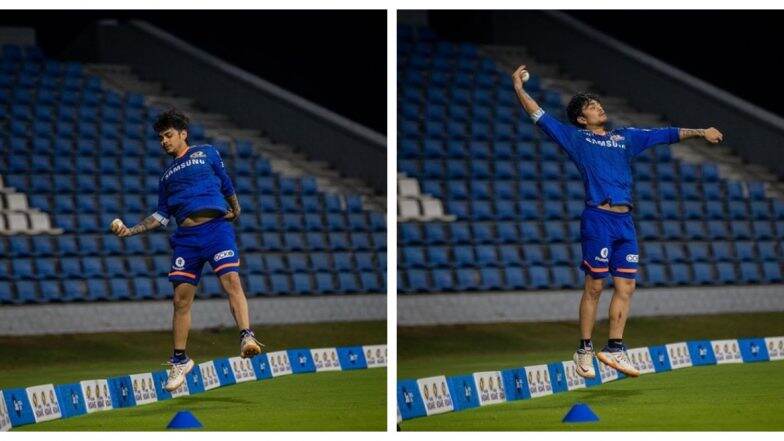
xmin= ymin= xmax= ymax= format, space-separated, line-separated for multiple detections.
xmin=0 ymin=42 xmax=386 ymax=304
xmin=397 ymin=25 xmax=784 ymax=293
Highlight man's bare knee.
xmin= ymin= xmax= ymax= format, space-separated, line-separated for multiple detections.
xmin=613 ymin=277 xmax=636 ymax=300
xmin=220 ymin=272 xmax=244 ymax=296
xmin=584 ymin=276 xmax=604 ymax=301
xmin=173 ymin=289 xmax=194 ymax=312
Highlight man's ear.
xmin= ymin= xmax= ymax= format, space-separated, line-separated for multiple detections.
xmin=577 ymin=115 xmax=587 ymax=126
xmin=181 ymin=129 xmax=188 ymax=141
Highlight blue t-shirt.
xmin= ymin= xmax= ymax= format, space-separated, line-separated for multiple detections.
xmin=535 ymin=111 xmax=679 ymax=207
xmin=153 ymin=145 xmax=235 ymax=226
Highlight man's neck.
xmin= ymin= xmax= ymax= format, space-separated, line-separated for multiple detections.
xmin=173 ymin=145 xmax=190 ymax=159
xmin=587 ymin=125 xmax=607 ymax=136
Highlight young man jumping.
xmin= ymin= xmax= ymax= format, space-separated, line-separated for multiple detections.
xmin=511 ymin=65 xmax=723 ymax=378
xmin=111 ymin=109 xmax=263 ymax=391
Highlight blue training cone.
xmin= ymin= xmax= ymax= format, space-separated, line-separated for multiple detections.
xmin=562 ymin=403 xmax=599 ymax=423
xmin=167 ymin=410 xmax=203 ymax=429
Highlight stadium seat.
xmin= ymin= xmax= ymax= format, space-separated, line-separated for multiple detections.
xmin=528 ymin=266 xmax=550 ymax=289
xmin=692 ymin=263 xmax=714 ymax=285
xmin=338 ymin=272 xmax=360 ymax=293
xmin=643 ymin=264 xmax=667 ymax=287
xmin=762 ymin=262 xmax=782 ymax=283
xmin=478 ymin=268 xmax=502 ymax=290
xmin=739 ymin=262 xmax=761 ymax=284
xmin=456 ymin=268 xmax=481 ymax=291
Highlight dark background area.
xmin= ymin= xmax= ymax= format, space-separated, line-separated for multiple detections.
xmin=566 ymin=11 xmax=777 ymax=117
xmin=427 ymin=10 xmax=781 ymax=119
xmin=0 ymin=10 xmax=387 ymax=134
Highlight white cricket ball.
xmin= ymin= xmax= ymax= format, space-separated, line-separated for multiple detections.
xmin=522 ymin=71 xmax=530 ymax=82
xmin=111 ymin=218 xmax=124 ymax=229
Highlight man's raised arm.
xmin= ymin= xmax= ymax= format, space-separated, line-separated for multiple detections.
xmin=512 ymin=65 xmax=542 ymax=117
xmin=679 ymin=128 xmax=724 ymax=144
xmin=111 ymin=214 xmax=163 ymax=237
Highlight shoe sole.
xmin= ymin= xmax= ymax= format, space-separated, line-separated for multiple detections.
xmin=572 ymin=354 xmax=596 ymax=379
xmin=164 ymin=359 xmax=195 ymax=392
xmin=241 ymin=342 xmax=261 ymax=359
xmin=596 ymin=352 xmax=640 ymax=378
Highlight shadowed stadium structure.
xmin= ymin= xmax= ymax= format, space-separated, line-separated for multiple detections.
xmin=0 ymin=34 xmax=386 ymax=306
xmin=397 ymin=23 xmax=784 ymax=295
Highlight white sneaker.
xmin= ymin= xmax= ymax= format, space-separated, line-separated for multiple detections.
xmin=164 ymin=358 xmax=195 ymax=392
xmin=240 ymin=333 xmax=264 ymax=359
xmin=597 ymin=346 xmax=640 ymax=377
xmin=573 ymin=348 xmax=596 ymax=379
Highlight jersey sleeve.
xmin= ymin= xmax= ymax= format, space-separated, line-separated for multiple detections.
xmin=535 ymin=111 xmax=579 ymax=158
xmin=152 ymin=178 xmax=170 ymax=227
xmin=625 ymin=127 xmax=680 ymax=156
xmin=208 ymin=146 xmax=236 ymax=197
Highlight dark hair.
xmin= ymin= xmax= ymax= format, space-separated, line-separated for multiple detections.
xmin=566 ymin=92 xmax=601 ymax=128
xmin=153 ymin=108 xmax=190 ymax=134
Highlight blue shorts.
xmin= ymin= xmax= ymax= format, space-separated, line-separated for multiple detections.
xmin=579 ymin=206 xmax=639 ymax=280
xmin=168 ymin=217 xmax=240 ymax=285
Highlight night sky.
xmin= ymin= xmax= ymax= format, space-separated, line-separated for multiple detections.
xmin=566 ymin=11 xmax=780 ymax=119
xmin=0 ymin=10 xmax=387 ymax=134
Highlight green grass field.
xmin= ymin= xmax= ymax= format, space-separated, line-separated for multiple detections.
xmin=398 ymin=312 xmax=784 ymax=430
xmin=1 ymin=320 xmax=386 ymax=431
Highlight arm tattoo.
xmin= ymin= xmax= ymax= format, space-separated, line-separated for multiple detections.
xmin=679 ymin=128 xmax=705 ymax=140
xmin=226 ymin=194 xmax=241 ymax=216
xmin=129 ymin=215 xmax=162 ymax=235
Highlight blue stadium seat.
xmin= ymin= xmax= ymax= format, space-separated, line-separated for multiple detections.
xmin=758 ymin=241 xmax=779 ymax=262
xmin=315 ymin=272 xmax=336 ymax=294
xmin=686 ymin=242 xmax=709 ymax=262
xmin=15 ymin=281 xmax=38 ymax=304
xmin=38 ymin=280 xmax=60 ymax=303
xmin=57 ymin=256 xmax=81 ymax=280
xmin=246 ymin=274 xmax=269 ymax=296
xmin=669 ymin=263 xmax=690 ymax=285
xmin=399 ymin=223 xmax=423 ymax=245
xmin=109 ymin=278 xmax=131 ymax=301
xmin=338 ymin=272 xmax=360 ymax=293
xmin=12 ymin=259 xmax=35 ymax=280
xmin=60 ymin=280 xmax=87 ymax=302
xmin=479 ymin=268 xmax=503 ymax=290
xmin=104 ymin=257 xmax=126 ymax=277
xmin=132 ymin=277 xmax=155 ymax=300
xmin=692 ymin=263 xmax=714 ymax=285
xmin=270 ymin=274 xmax=291 ymax=295
xmin=643 ymin=264 xmax=667 ymax=287
xmin=471 ymin=223 xmax=494 ymax=244
xmin=35 ymin=258 xmax=57 ymax=280
xmin=292 ymin=273 xmax=313 ymax=294
xmin=456 ymin=268 xmax=480 ymax=291
xmin=431 ymin=269 xmax=455 ymax=291
xmin=715 ymin=262 xmax=736 ymax=285
xmin=82 ymin=257 xmax=103 ymax=279
xmin=501 ymin=267 xmax=525 ymax=290
xmin=711 ymin=242 xmax=734 ymax=263
xmin=739 ymin=262 xmax=761 ymax=284
xmin=360 ymin=272 xmax=380 ymax=292
xmin=426 ymin=246 xmax=450 ymax=268
xmin=642 ymin=242 xmax=665 ymax=264
xmin=86 ymin=279 xmax=109 ymax=301
xmin=264 ymin=255 xmax=287 ymax=273
xmin=751 ymin=221 xmax=773 ymax=240
xmin=762 ymin=262 xmax=782 ymax=283
xmin=664 ymin=242 xmax=687 ymax=263
xmin=549 ymin=244 xmax=571 ymax=265
xmin=551 ymin=266 xmax=576 ymax=289
xmin=528 ymin=266 xmax=550 ymax=289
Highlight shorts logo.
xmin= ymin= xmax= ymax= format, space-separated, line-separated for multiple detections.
xmin=174 ymin=257 xmax=185 ymax=270
xmin=626 ymin=254 xmax=639 ymax=263
xmin=600 ymin=248 xmax=609 ymax=258
xmin=190 ymin=151 xmax=207 ymax=159
xmin=214 ymin=250 xmax=235 ymax=261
